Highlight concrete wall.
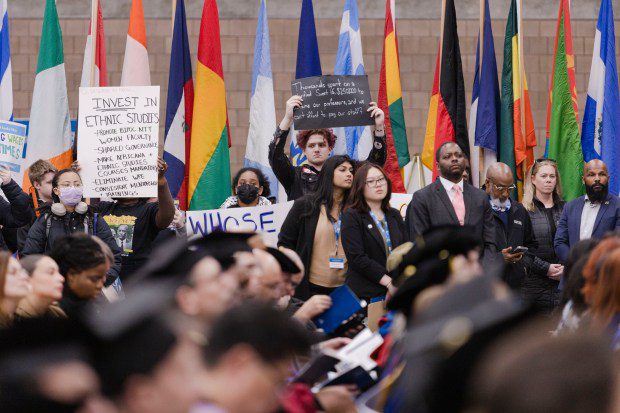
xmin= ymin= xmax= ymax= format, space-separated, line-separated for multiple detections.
xmin=7 ymin=1 xmax=617 ymax=175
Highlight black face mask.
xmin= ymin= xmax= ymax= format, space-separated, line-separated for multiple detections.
xmin=237 ymin=184 xmax=259 ymax=204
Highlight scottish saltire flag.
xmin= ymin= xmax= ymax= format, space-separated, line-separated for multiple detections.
xmin=164 ymin=0 xmax=194 ymax=210
xmin=333 ymin=0 xmax=372 ymax=160
xmin=582 ymin=0 xmax=620 ymax=195
xmin=0 ymin=0 xmax=12 ymax=121
xmin=244 ymin=0 xmax=279 ymax=201
xmin=290 ymin=0 xmax=322 ymax=166
xmin=468 ymin=0 xmax=499 ymax=187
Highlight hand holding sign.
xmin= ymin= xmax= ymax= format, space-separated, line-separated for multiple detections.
xmin=0 ymin=164 xmax=11 ymax=185
xmin=291 ymin=75 xmax=375 ymax=130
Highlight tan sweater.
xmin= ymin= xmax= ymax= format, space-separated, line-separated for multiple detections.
xmin=309 ymin=205 xmax=347 ymax=288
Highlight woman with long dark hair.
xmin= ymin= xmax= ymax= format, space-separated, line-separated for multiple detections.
xmin=22 ymin=169 xmax=122 ymax=285
xmin=341 ymin=163 xmax=407 ymax=301
xmin=279 ymin=155 xmax=354 ymax=299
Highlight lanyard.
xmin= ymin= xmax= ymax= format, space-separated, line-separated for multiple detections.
xmin=369 ymin=211 xmax=392 ymax=254
xmin=331 ymin=213 xmax=342 ymax=254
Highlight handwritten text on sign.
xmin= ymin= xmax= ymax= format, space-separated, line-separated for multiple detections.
xmin=78 ymin=86 xmax=160 ymax=198
xmin=0 ymin=121 xmax=27 ymax=184
xmin=291 ymin=75 xmax=375 ymax=130
xmin=186 ymin=194 xmax=414 ymax=247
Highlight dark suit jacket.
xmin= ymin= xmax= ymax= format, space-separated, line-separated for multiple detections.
xmin=278 ymin=196 xmax=321 ymax=300
xmin=554 ymin=194 xmax=620 ymax=263
xmin=341 ymin=207 xmax=408 ymax=300
xmin=405 ymin=179 xmax=497 ymax=258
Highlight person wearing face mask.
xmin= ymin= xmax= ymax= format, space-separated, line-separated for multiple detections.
xmin=555 ymin=159 xmax=620 ymax=263
xmin=269 ymin=95 xmax=387 ymax=201
xmin=21 ymin=169 xmax=122 ymax=286
xmin=485 ymin=162 xmax=538 ymax=290
xmin=220 ymin=167 xmax=272 ymax=208
xmin=0 ymin=251 xmax=31 ymax=327
xmin=15 ymin=255 xmax=66 ymax=320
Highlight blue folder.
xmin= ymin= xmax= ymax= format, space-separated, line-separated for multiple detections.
xmin=313 ymin=285 xmax=363 ymax=333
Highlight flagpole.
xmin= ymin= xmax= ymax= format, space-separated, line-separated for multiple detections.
xmin=478 ymin=0 xmax=485 ymax=185
xmin=89 ymin=0 xmax=97 ymax=87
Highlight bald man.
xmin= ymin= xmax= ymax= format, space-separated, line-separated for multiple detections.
xmin=485 ymin=163 xmax=538 ymax=290
xmin=248 ymin=249 xmax=285 ymax=303
xmin=406 ymin=142 xmax=497 ymax=262
xmin=554 ymin=159 xmax=620 ymax=263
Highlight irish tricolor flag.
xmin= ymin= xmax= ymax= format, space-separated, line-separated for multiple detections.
xmin=121 ymin=0 xmax=150 ymax=86
xmin=23 ymin=0 xmax=72 ymax=189
xmin=378 ymin=0 xmax=409 ymax=193
xmin=188 ymin=0 xmax=231 ymax=210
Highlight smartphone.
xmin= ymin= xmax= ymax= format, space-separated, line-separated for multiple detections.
xmin=511 ymin=246 xmax=528 ymax=254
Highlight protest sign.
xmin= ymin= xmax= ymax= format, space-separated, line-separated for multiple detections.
xmin=187 ymin=201 xmax=295 ymax=247
xmin=77 ymin=86 xmax=160 ymax=198
xmin=186 ymin=193 xmax=414 ymax=246
xmin=0 ymin=121 xmax=27 ymax=184
xmin=291 ymin=75 xmax=375 ymax=130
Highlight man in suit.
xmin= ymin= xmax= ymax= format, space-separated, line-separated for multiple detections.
xmin=406 ymin=142 xmax=496 ymax=259
xmin=554 ymin=159 xmax=620 ymax=263
xmin=485 ymin=162 xmax=538 ymax=289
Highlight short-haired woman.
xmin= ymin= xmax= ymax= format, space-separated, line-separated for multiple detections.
xmin=220 ymin=167 xmax=272 ymax=208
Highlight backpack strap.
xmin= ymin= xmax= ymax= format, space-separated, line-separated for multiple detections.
xmin=93 ymin=213 xmax=98 ymax=237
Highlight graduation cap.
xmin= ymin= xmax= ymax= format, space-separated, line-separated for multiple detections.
xmin=128 ymin=230 xmax=256 ymax=285
xmin=266 ymin=246 xmax=301 ymax=274
xmin=387 ymin=225 xmax=484 ymax=316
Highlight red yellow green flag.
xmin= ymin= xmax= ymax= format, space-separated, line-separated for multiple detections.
xmin=377 ymin=0 xmax=409 ymax=193
xmin=188 ymin=0 xmax=231 ymax=210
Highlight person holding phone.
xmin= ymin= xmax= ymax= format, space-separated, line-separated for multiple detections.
xmin=485 ymin=162 xmax=538 ymax=291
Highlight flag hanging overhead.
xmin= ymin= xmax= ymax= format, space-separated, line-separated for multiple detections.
xmin=188 ymin=0 xmax=231 ymax=210
xmin=0 ymin=0 xmax=12 ymax=121
xmin=80 ymin=0 xmax=108 ymax=87
xmin=244 ymin=0 xmax=279 ymax=201
xmin=290 ymin=0 xmax=322 ymax=166
xmin=23 ymin=0 xmax=72 ymax=189
xmin=499 ymin=0 xmax=536 ymax=199
xmin=421 ymin=0 xmax=468 ymax=181
xmin=468 ymin=0 xmax=499 ymax=187
xmin=121 ymin=0 xmax=150 ymax=86
xmin=546 ymin=0 xmax=584 ymax=200
xmin=333 ymin=0 xmax=372 ymax=160
xmin=582 ymin=0 xmax=620 ymax=195
xmin=378 ymin=0 xmax=409 ymax=193
xmin=164 ymin=0 xmax=194 ymax=210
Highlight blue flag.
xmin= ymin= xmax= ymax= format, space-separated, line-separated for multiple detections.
xmin=333 ymin=0 xmax=372 ymax=160
xmin=582 ymin=0 xmax=620 ymax=195
xmin=468 ymin=0 xmax=499 ymax=186
xmin=244 ymin=0 xmax=279 ymax=201
xmin=0 ymin=0 xmax=12 ymax=121
xmin=163 ymin=0 xmax=194 ymax=209
xmin=290 ymin=0 xmax=322 ymax=166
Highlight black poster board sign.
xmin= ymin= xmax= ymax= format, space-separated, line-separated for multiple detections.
xmin=291 ymin=75 xmax=375 ymax=130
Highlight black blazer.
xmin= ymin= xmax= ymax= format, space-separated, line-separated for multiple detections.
xmin=341 ymin=207 xmax=408 ymax=300
xmin=406 ymin=179 xmax=497 ymax=259
xmin=278 ymin=196 xmax=321 ymax=300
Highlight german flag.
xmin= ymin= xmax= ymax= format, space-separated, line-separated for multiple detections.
xmin=378 ymin=0 xmax=410 ymax=193
xmin=188 ymin=0 xmax=231 ymax=210
xmin=499 ymin=0 xmax=537 ymax=199
xmin=421 ymin=0 xmax=469 ymax=181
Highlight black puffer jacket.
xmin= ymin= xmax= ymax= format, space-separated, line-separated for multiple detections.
xmin=522 ymin=197 xmax=565 ymax=311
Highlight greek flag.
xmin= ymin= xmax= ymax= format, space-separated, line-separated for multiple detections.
xmin=0 ymin=0 xmax=12 ymax=121
xmin=333 ymin=0 xmax=372 ymax=160
xmin=582 ymin=0 xmax=620 ymax=195
xmin=244 ymin=0 xmax=279 ymax=200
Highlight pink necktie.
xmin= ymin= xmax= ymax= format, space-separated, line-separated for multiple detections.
xmin=452 ymin=185 xmax=465 ymax=225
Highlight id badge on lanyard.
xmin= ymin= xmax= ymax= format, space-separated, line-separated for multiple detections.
xmin=369 ymin=211 xmax=392 ymax=254
xmin=329 ymin=215 xmax=346 ymax=269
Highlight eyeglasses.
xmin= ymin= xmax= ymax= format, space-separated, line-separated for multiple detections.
xmin=535 ymin=158 xmax=557 ymax=164
xmin=492 ymin=183 xmax=517 ymax=193
xmin=58 ymin=183 xmax=83 ymax=188
xmin=365 ymin=177 xmax=387 ymax=187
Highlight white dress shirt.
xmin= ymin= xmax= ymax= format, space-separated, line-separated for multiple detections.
xmin=439 ymin=177 xmax=464 ymax=202
xmin=580 ymin=196 xmax=601 ymax=240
